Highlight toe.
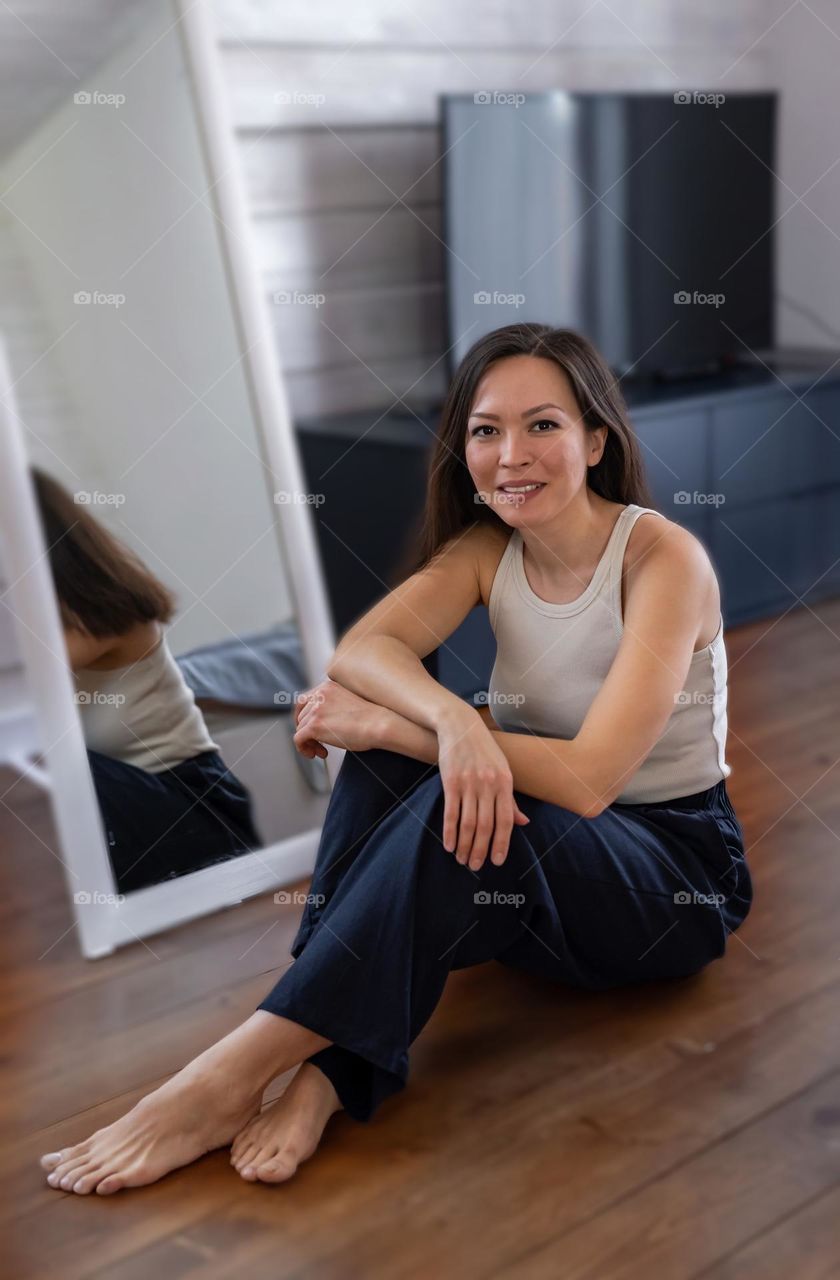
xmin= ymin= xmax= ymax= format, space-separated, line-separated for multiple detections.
xmin=54 ymin=1156 xmax=95 ymax=1189
xmin=40 ymin=1151 xmax=65 ymax=1170
xmin=230 ymin=1130 xmax=251 ymax=1159
xmin=95 ymin=1174 xmax=124 ymax=1195
xmin=253 ymin=1153 xmax=298 ymax=1183
xmin=46 ymin=1159 xmax=83 ymax=1188
xmin=232 ymin=1143 xmax=260 ymax=1171
xmin=70 ymin=1168 xmax=105 ymax=1195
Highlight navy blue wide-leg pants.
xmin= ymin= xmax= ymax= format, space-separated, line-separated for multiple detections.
xmin=256 ymin=747 xmax=753 ymax=1122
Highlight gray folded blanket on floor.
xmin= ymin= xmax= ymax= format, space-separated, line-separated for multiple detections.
xmin=175 ymin=620 xmax=307 ymax=711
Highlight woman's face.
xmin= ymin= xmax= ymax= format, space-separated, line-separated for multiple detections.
xmin=463 ymin=354 xmax=606 ymax=525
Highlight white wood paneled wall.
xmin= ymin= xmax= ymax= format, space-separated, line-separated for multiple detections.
xmin=213 ymin=0 xmax=775 ymax=417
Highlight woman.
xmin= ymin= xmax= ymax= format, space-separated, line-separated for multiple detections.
xmin=32 ymin=469 xmax=262 ymax=893
xmin=40 ymin=323 xmax=752 ymax=1196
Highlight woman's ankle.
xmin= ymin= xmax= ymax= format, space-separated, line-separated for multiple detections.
xmin=189 ymin=1012 xmax=333 ymax=1097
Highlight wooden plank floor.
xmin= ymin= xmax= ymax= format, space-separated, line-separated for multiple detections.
xmin=3 ymin=599 xmax=840 ymax=1280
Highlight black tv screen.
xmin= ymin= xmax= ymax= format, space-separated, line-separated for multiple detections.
xmin=442 ymin=91 xmax=777 ymax=380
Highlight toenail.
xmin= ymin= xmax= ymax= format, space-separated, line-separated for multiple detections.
xmin=47 ymin=1173 xmax=59 ymax=1185
xmin=242 ymin=1166 xmax=254 ymax=1176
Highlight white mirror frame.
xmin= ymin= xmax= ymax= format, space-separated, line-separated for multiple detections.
xmin=0 ymin=0 xmax=343 ymax=959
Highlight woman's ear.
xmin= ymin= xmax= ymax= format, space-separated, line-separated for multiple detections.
xmin=588 ymin=426 xmax=608 ymax=467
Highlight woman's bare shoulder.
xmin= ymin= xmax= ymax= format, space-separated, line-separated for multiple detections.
xmin=624 ymin=511 xmax=720 ymax=648
xmin=625 ymin=509 xmax=711 ymax=571
xmin=466 ymin=521 xmax=514 ymax=609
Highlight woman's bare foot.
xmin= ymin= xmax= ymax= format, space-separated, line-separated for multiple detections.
xmin=230 ymin=1061 xmax=343 ymax=1184
xmin=39 ymin=1059 xmax=263 ymax=1196
xmin=39 ymin=1012 xmax=331 ymax=1196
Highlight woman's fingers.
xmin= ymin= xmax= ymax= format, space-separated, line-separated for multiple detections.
xmin=442 ymin=776 xmax=529 ymax=865
xmin=454 ymin=791 xmax=477 ymax=864
xmin=467 ymin=788 xmax=497 ymax=870
xmin=442 ymin=785 xmax=460 ymax=853
xmin=489 ymin=793 xmax=515 ymax=867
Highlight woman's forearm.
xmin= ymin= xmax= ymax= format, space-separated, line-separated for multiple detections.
xmin=372 ymin=708 xmax=603 ymax=817
xmin=375 ymin=706 xmax=439 ymax=764
xmin=328 ymin=634 xmax=477 ymax=735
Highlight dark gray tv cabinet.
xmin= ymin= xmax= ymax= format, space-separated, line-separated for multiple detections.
xmin=296 ymin=355 xmax=840 ymax=698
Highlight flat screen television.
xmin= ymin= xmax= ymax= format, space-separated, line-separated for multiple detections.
xmin=441 ymin=91 xmax=777 ymax=381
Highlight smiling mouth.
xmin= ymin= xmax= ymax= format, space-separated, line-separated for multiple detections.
xmin=495 ymin=482 xmax=546 ymax=500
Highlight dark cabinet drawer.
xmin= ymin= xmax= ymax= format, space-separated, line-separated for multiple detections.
xmin=807 ymin=489 xmax=840 ymax=600
xmin=712 ymin=495 xmax=816 ymax=623
xmin=711 ymin=387 xmax=840 ymax=505
xmin=809 ymin=388 xmax=840 ymax=488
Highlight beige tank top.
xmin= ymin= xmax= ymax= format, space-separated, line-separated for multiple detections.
xmin=487 ymin=504 xmax=732 ymax=804
xmin=74 ymin=631 xmax=219 ymax=773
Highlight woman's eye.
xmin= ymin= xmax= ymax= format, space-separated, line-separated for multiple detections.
xmin=469 ymin=419 xmax=560 ymax=439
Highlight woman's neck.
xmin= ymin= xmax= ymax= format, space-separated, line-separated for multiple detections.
xmin=518 ymin=493 xmax=627 ymax=591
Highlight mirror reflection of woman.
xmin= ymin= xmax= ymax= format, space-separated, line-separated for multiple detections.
xmin=32 ymin=469 xmax=262 ymax=893
xmin=40 ymin=324 xmax=753 ymax=1197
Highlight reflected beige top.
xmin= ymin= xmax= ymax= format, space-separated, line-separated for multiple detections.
xmin=74 ymin=632 xmax=219 ymax=773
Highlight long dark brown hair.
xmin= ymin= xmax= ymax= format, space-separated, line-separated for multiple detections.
xmin=396 ymin=323 xmax=653 ymax=581
xmin=31 ymin=467 xmax=176 ymax=636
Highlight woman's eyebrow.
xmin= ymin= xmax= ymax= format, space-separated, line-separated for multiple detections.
xmin=468 ymin=402 xmax=567 ymax=421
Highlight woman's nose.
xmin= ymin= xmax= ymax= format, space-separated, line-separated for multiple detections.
xmin=499 ymin=437 xmax=534 ymax=467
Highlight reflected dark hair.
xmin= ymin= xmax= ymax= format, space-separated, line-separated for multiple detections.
xmin=395 ymin=322 xmax=653 ymax=580
xmin=30 ymin=467 xmax=176 ymax=636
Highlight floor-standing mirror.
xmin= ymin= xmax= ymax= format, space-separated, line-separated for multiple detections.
xmin=0 ymin=0 xmax=340 ymax=957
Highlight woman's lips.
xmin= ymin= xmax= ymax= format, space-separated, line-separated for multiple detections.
xmin=494 ymin=482 xmax=546 ymax=504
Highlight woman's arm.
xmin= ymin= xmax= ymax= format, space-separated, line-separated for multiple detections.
xmin=373 ymin=524 xmax=714 ymax=818
xmin=371 ymin=698 xmax=496 ymax=762
xmin=374 ymin=704 xmax=597 ymax=812
xmin=62 ymin=626 xmax=114 ymax=671
xmin=326 ymin=528 xmax=487 ymax=737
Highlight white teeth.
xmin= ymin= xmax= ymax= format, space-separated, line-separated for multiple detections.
xmin=499 ymin=483 xmax=542 ymax=493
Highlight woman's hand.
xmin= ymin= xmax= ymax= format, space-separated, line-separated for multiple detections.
xmin=293 ymin=678 xmax=387 ymax=758
xmin=437 ymin=709 xmax=530 ymax=871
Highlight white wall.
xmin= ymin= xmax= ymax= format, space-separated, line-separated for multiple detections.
xmin=0 ymin=0 xmax=295 ymax=653
xmin=763 ymin=0 xmax=840 ymax=348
